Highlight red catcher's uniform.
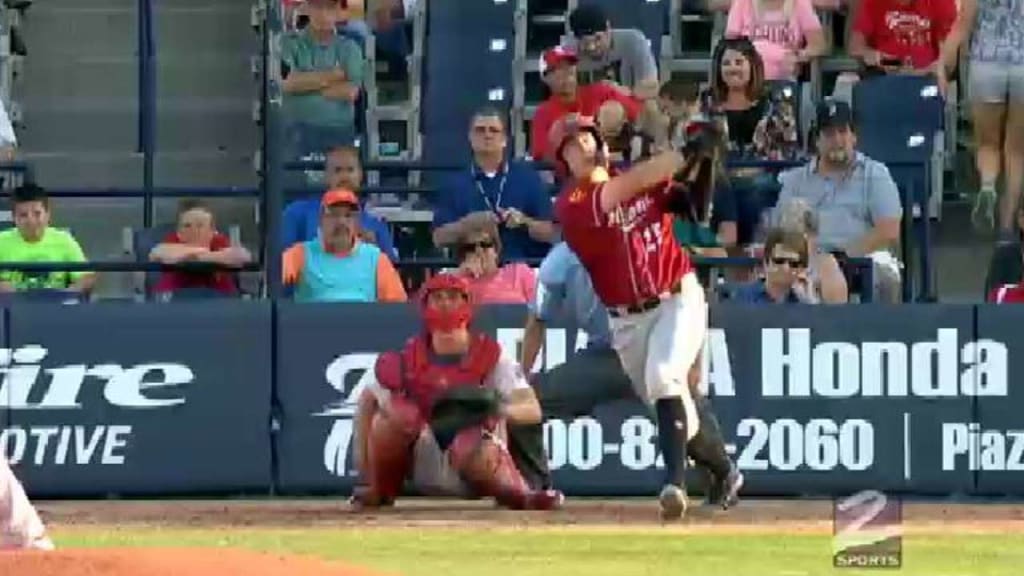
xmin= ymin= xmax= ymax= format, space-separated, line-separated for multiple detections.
xmin=378 ymin=333 xmax=501 ymax=417
xmin=554 ymin=167 xmax=693 ymax=308
xmin=989 ymin=284 xmax=1024 ymax=304
xmin=355 ymin=332 xmax=562 ymax=510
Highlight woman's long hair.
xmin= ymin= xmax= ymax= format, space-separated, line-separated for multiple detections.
xmin=710 ymin=36 xmax=766 ymax=104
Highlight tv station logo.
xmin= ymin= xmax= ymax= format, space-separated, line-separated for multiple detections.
xmin=833 ymin=490 xmax=903 ymax=569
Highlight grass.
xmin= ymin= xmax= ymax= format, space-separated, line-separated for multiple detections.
xmin=52 ymin=526 xmax=1022 ymax=576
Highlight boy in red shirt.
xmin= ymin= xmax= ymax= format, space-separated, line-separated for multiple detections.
xmin=149 ymin=199 xmax=252 ymax=297
xmin=530 ymin=46 xmax=641 ymax=161
xmin=849 ymin=0 xmax=957 ymax=72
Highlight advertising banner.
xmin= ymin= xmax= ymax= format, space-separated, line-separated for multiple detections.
xmin=274 ymin=302 xmax=418 ymax=494
xmin=973 ymin=305 xmax=1021 ymax=495
xmin=3 ymin=302 xmax=274 ymax=496
xmin=276 ymin=303 xmax=985 ymax=498
xmin=707 ymin=304 xmax=978 ymax=496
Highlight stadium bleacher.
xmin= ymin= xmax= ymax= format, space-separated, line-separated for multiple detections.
xmin=0 ymin=0 xmax=999 ymax=303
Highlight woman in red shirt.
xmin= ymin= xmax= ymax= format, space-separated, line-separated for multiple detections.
xmin=149 ymin=200 xmax=252 ymax=298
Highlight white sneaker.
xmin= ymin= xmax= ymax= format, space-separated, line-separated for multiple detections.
xmin=658 ymin=484 xmax=688 ymax=520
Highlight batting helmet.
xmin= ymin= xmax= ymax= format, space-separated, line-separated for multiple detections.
xmin=546 ymin=114 xmax=607 ymax=178
xmin=418 ymin=273 xmax=475 ymax=333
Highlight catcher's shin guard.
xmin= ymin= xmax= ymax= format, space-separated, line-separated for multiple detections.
xmin=447 ymin=426 xmax=564 ymax=510
xmin=353 ymin=397 xmax=422 ymax=508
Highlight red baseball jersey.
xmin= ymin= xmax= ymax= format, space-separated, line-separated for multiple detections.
xmin=989 ymin=284 xmax=1024 ymax=304
xmin=554 ymin=167 xmax=692 ymax=308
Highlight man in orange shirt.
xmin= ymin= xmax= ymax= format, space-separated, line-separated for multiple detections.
xmin=282 ymin=189 xmax=407 ymax=302
xmin=530 ymin=46 xmax=642 ymax=161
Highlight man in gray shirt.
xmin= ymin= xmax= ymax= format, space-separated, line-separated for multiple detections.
xmin=775 ymin=100 xmax=904 ymax=302
xmin=564 ymin=4 xmax=660 ymax=102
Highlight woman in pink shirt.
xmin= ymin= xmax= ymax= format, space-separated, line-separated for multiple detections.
xmin=726 ymin=0 xmax=828 ymax=80
xmin=454 ymin=222 xmax=536 ymax=305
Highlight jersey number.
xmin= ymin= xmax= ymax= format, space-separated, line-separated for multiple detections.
xmin=640 ymin=222 xmax=662 ymax=253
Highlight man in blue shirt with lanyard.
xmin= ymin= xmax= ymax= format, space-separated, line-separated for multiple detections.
xmin=506 ymin=242 xmax=744 ymax=509
xmin=431 ymin=107 xmax=557 ymax=260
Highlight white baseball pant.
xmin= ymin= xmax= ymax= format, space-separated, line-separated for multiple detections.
xmin=0 ymin=457 xmax=53 ymax=550
xmin=608 ymin=271 xmax=707 ymax=441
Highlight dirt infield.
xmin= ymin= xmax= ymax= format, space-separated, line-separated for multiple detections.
xmin=0 ymin=548 xmax=386 ymax=576
xmin=34 ymin=497 xmax=1024 ymax=534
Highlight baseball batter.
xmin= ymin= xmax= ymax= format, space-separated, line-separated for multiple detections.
xmin=511 ymin=241 xmax=742 ymax=509
xmin=1 ymin=456 xmax=53 ymax=550
xmin=350 ymin=273 xmax=564 ymax=510
xmin=549 ymin=114 xmax=720 ymax=519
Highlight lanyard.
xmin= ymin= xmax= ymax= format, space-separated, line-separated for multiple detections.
xmin=473 ymin=164 xmax=507 ymax=215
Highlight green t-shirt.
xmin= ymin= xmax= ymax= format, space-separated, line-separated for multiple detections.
xmin=281 ymin=30 xmax=365 ymax=129
xmin=0 ymin=227 xmax=88 ymax=290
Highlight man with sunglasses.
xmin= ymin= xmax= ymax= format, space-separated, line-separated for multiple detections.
xmin=731 ymin=228 xmax=819 ymax=304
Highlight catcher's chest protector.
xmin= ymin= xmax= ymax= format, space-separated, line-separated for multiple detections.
xmin=398 ymin=334 xmax=501 ymax=414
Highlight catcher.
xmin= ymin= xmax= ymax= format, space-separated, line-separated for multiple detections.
xmin=1 ymin=456 xmax=53 ymax=550
xmin=349 ymin=273 xmax=564 ymax=510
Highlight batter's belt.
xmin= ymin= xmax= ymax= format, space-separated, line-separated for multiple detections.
xmin=607 ymin=278 xmax=683 ymax=318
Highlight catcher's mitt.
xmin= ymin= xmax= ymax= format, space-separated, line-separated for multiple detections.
xmin=429 ymin=386 xmax=503 ymax=451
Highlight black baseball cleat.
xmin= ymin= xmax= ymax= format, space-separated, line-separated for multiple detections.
xmin=719 ymin=467 xmax=744 ymax=510
xmin=704 ymin=466 xmax=744 ymax=510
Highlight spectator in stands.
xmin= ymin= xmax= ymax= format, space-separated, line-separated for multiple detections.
xmin=0 ymin=100 xmax=16 ymax=162
xmin=432 ymin=108 xmax=556 ymax=261
xmin=711 ymin=38 xmax=800 ymax=160
xmin=281 ymin=0 xmax=365 ymax=159
xmin=710 ymin=37 xmax=800 ymax=246
xmin=596 ymin=100 xmax=657 ymax=166
xmin=0 ymin=184 xmax=95 ymax=294
xmin=848 ymin=0 xmax=956 ymax=75
xmin=283 ymin=189 xmax=407 ymax=302
xmin=530 ymin=46 xmax=641 ymax=162
xmin=565 ymin=4 xmax=660 ymax=102
xmin=650 ymin=80 xmax=704 ymax=153
xmin=149 ymin=200 xmax=253 ymax=299
xmin=731 ymin=228 xmax=819 ymax=303
xmin=776 ymin=100 xmax=903 ymax=302
xmin=771 ymin=197 xmax=850 ymax=302
xmin=725 ymin=0 xmax=828 ymax=81
xmin=453 ymin=221 xmax=536 ymax=305
xmin=936 ymin=0 xmax=1024 ymax=238
xmin=281 ymin=145 xmax=397 ymax=259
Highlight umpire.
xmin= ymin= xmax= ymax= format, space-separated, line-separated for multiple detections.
xmin=506 ymin=242 xmax=743 ymax=508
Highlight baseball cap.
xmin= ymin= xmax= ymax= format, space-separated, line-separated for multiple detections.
xmin=539 ymin=46 xmax=578 ymax=75
xmin=569 ymin=4 xmax=609 ymax=37
xmin=321 ymin=188 xmax=360 ymax=210
xmin=816 ymin=100 xmax=854 ymax=131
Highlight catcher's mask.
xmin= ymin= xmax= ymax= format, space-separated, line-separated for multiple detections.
xmin=418 ymin=273 xmax=475 ymax=333
xmin=546 ymin=114 xmax=607 ymax=180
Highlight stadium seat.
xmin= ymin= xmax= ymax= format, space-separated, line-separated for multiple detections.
xmin=852 ymin=75 xmax=944 ymax=132
xmin=422 ymin=0 xmax=515 ymax=137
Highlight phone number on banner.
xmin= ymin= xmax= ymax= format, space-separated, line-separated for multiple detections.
xmin=543 ymin=417 xmax=877 ymax=472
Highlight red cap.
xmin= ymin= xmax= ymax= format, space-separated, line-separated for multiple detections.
xmin=321 ymin=188 xmax=360 ymax=210
xmin=539 ymin=46 xmax=578 ymax=75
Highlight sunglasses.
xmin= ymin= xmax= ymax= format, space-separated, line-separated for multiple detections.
xmin=461 ymin=240 xmax=496 ymax=253
xmin=770 ymin=256 xmax=805 ymax=268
